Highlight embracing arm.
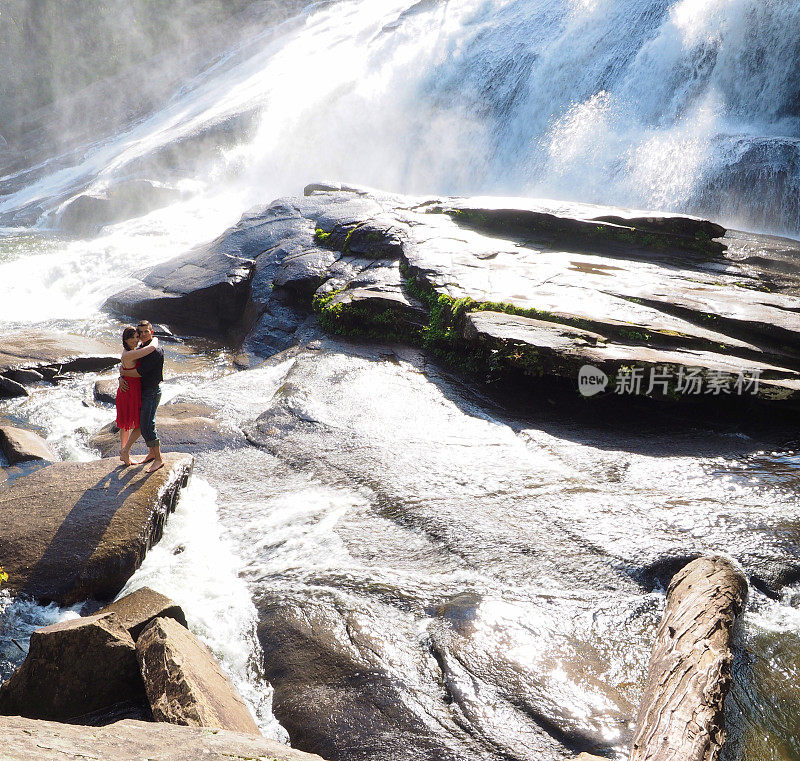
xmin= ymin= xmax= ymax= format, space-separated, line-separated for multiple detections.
xmin=121 ymin=336 xmax=159 ymax=362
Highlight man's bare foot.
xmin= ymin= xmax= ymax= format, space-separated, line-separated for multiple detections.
xmin=146 ymin=459 xmax=164 ymax=473
xmin=120 ymin=450 xmax=134 ymax=466
xmin=140 ymin=454 xmax=156 ymax=464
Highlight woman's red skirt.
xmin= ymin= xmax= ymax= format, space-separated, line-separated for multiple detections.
xmin=116 ymin=376 xmax=142 ymax=430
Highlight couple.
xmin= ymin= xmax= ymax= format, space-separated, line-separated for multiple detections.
xmin=115 ymin=320 xmax=164 ymax=473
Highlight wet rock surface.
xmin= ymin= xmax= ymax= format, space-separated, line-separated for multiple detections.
xmin=160 ymin=335 xmax=800 ymax=761
xmin=0 ymin=715 xmax=326 ymax=761
xmin=137 ymin=616 xmax=260 ymax=733
xmin=0 ymin=454 xmax=193 ymax=605
xmin=0 ymin=612 xmax=148 ymax=723
xmin=106 ymin=184 xmax=800 ymax=409
xmin=0 ymin=425 xmax=55 ymax=464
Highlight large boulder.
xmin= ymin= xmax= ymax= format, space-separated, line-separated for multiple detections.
xmin=103 ymin=184 xmax=800 ymax=410
xmin=0 ymin=454 xmax=193 ymax=605
xmin=97 ymin=586 xmax=188 ymax=641
xmin=0 ymin=612 xmax=147 ymax=723
xmin=0 ymin=425 xmax=56 ymax=464
xmin=136 ymin=616 xmax=259 ymax=734
xmin=0 ymin=716 xmax=326 ymax=761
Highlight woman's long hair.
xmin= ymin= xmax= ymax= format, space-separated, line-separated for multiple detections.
xmin=122 ymin=326 xmax=137 ymax=349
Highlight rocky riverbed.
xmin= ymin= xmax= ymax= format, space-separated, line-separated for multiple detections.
xmin=3 ymin=188 xmax=800 ymax=761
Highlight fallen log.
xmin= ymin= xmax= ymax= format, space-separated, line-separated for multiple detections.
xmin=630 ymin=556 xmax=748 ymax=761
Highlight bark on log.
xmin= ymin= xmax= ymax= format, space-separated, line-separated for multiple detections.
xmin=630 ymin=556 xmax=747 ymax=761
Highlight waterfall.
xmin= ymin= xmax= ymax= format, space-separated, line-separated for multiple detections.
xmin=1 ymin=0 xmax=799 ymax=254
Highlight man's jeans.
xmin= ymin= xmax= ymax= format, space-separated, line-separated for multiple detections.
xmin=140 ymin=387 xmax=161 ymax=448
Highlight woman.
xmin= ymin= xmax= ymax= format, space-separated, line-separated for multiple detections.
xmin=116 ymin=326 xmax=159 ymax=465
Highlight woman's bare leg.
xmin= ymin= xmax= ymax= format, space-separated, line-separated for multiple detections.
xmin=120 ymin=429 xmax=131 ymax=464
xmin=121 ymin=427 xmax=141 ymax=465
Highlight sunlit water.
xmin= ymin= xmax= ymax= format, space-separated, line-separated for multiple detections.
xmin=1 ymin=0 xmax=800 ymax=758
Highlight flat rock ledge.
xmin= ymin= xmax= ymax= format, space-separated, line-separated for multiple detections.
xmin=0 ymin=453 xmax=193 ymax=605
xmin=104 ymin=183 xmax=800 ymax=408
xmin=0 ymin=716 xmax=325 ymax=761
xmin=0 ymin=332 xmax=119 ymax=397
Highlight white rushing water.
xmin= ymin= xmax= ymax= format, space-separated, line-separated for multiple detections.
xmin=1 ymin=0 xmax=800 ymax=327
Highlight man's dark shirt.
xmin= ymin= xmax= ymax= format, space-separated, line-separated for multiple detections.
xmin=138 ymin=342 xmax=164 ymax=393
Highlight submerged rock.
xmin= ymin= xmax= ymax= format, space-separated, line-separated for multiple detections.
xmin=0 ymin=454 xmax=193 ymax=605
xmin=57 ymin=179 xmax=182 ymax=237
xmin=136 ymin=616 xmax=260 ymax=734
xmin=0 ymin=715 xmax=325 ymax=761
xmin=105 ymin=184 xmax=800 ymax=410
xmin=0 ymin=425 xmax=56 ymax=464
xmin=0 ymin=612 xmax=147 ymax=723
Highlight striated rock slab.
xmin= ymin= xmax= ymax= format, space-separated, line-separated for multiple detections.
xmin=137 ymin=616 xmax=259 ymax=733
xmin=0 ymin=715 xmax=326 ymax=761
xmin=463 ymin=310 xmax=800 ymax=402
xmin=0 ymin=612 xmax=147 ymax=723
xmin=0 ymin=425 xmax=56 ymax=464
xmin=0 ymin=453 xmax=193 ymax=605
xmin=103 ymin=183 xmax=800 ymax=407
xmin=98 ymin=586 xmax=188 ymax=640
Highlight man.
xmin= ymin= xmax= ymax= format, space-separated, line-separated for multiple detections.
xmin=119 ymin=320 xmax=164 ymax=473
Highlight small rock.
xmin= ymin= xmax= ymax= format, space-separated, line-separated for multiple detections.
xmin=97 ymin=587 xmax=188 ymax=641
xmin=0 ymin=426 xmax=55 ymax=464
xmin=0 ymin=376 xmax=29 ymax=398
xmin=0 ymin=612 xmax=147 ymax=723
xmin=4 ymin=369 xmax=43 ymax=384
xmin=94 ymin=377 xmax=120 ymax=404
xmin=136 ymin=616 xmax=259 ymax=733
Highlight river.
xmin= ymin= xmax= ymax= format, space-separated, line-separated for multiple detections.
xmin=2 ymin=1 xmax=800 ymax=759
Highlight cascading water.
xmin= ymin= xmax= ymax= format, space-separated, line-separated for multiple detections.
xmin=2 ymin=1 xmax=800 ymax=760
